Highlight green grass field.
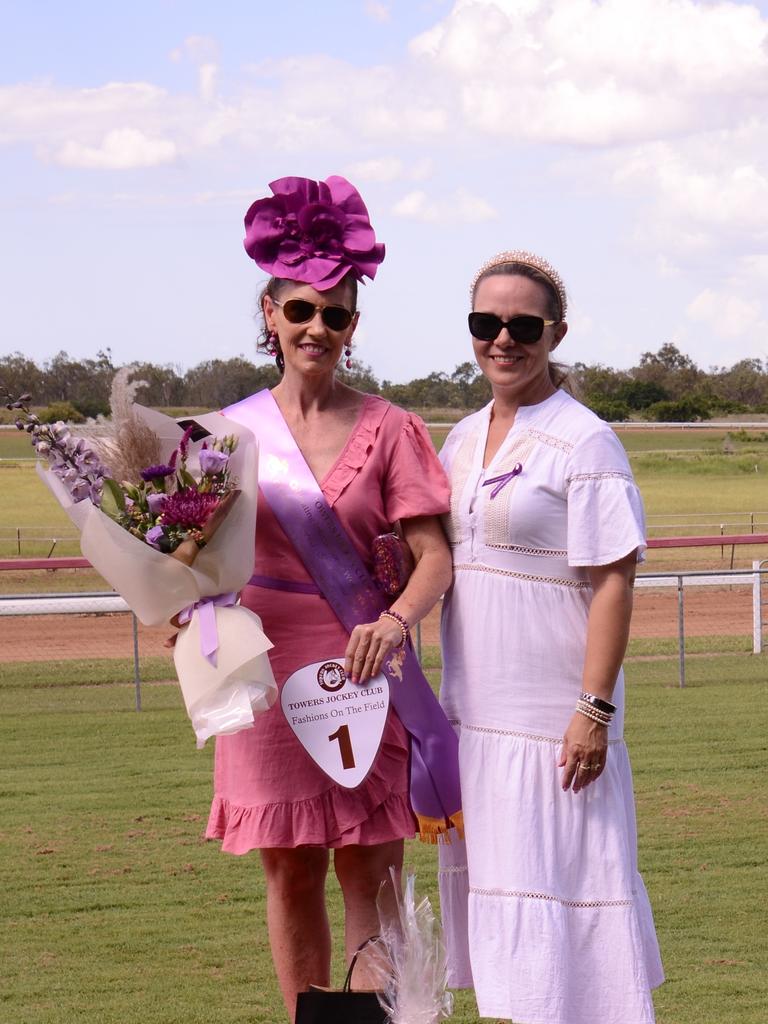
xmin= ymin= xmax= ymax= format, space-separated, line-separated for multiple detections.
xmin=4 ymin=425 xmax=768 ymax=561
xmin=3 ymin=425 xmax=768 ymax=585
xmin=2 ymin=424 xmax=768 ymax=1022
xmin=1 ymin=652 xmax=766 ymax=1023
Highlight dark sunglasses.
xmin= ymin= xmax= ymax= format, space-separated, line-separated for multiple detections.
xmin=273 ymin=298 xmax=354 ymax=332
xmin=468 ymin=312 xmax=558 ymax=344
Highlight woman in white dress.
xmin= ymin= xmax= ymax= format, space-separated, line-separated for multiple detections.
xmin=437 ymin=251 xmax=664 ymax=1024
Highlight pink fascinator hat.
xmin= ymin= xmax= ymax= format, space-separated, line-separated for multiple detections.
xmin=243 ymin=175 xmax=385 ymax=291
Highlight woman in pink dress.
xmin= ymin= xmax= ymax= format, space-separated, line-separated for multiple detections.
xmin=204 ymin=175 xmax=453 ymax=1019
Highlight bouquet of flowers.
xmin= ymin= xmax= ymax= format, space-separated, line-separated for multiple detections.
xmin=5 ymin=375 xmax=276 ymax=746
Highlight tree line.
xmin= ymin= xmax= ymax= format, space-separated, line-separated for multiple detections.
xmin=1 ymin=344 xmax=767 ymax=422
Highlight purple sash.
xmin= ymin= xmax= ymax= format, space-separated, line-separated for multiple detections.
xmin=225 ymin=389 xmax=461 ymax=841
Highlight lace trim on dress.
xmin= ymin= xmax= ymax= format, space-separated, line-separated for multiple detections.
xmin=527 ymin=427 xmax=575 ymax=454
xmin=445 ymin=428 xmax=479 ymax=543
xmin=448 ymin=721 xmax=623 ymax=746
xmin=322 ymin=395 xmax=390 ymax=507
xmin=485 ymin=543 xmax=568 ymax=556
xmin=566 ymin=470 xmax=635 ymax=485
xmin=484 ymin=435 xmax=537 ymax=548
xmin=454 ymin=562 xmax=591 ymax=590
xmin=470 ymin=887 xmax=635 ymax=909
xmin=439 ymin=865 xmax=468 ymax=876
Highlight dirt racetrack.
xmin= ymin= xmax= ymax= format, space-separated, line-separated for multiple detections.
xmin=0 ymin=585 xmax=758 ymax=664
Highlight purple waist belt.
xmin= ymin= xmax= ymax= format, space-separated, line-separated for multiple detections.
xmin=248 ymin=573 xmax=323 ymax=596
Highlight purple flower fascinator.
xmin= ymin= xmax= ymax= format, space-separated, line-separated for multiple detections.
xmin=243 ymin=175 xmax=385 ymax=291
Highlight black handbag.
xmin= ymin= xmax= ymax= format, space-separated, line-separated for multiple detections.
xmin=295 ymin=937 xmax=388 ymax=1024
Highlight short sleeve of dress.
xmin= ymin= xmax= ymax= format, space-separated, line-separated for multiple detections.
xmin=384 ymin=413 xmax=451 ymax=523
xmin=566 ymin=427 xmax=646 ymax=566
xmin=437 ymin=423 xmax=463 ymax=474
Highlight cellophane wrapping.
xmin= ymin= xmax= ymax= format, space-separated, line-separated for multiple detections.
xmin=369 ymin=871 xmax=454 ymax=1024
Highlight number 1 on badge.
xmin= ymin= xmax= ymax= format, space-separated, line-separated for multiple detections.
xmin=328 ymin=724 xmax=356 ymax=769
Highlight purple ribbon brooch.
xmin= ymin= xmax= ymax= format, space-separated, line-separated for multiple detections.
xmin=482 ymin=462 xmax=523 ymax=499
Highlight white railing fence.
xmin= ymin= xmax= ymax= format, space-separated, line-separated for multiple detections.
xmin=2 ymin=569 xmax=766 ymax=701
xmin=645 ymin=511 xmax=768 ymax=537
xmin=635 ymin=567 xmax=768 ymax=686
xmin=1 ymin=591 xmax=143 ymax=710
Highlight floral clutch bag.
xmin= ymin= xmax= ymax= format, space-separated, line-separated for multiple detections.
xmin=372 ymin=532 xmax=414 ymax=596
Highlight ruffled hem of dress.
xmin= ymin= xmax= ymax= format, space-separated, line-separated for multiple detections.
xmin=469 ymin=887 xmax=663 ymax=1023
xmin=206 ymin=785 xmax=415 ymax=852
xmin=322 ymin=395 xmax=390 ymax=507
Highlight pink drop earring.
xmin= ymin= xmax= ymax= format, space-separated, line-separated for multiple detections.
xmin=344 ymin=344 xmax=352 ymax=369
xmin=266 ymin=330 xmax=278 ymax=357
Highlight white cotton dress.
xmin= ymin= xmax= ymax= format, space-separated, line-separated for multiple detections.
xmin=437 ymin=389 xmax=664 ymax=1024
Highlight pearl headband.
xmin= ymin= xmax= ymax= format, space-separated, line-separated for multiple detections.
xmin=470 ymin=249 xmax=568 ymax=319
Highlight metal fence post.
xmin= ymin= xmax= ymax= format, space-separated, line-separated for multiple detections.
xmin=754 ymin=560 xmax=765 ymax=655
xmin=132 ymin=613 xmax=142 ymax=711
xmin=684 ymin=577 xmax=688 ymax=688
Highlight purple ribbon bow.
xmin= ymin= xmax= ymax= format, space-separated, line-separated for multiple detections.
xmin=177 ymin=592 xmax=238 ymax=667
xmin=482 ymin=462 xmax=523 ymax=498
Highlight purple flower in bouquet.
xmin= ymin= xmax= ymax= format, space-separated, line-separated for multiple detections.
xmin=178 ymin=424 xmax=195 ymax=461
xmin=199 ymin=448 xmax=229 ymax=475
xmin=3 ymin=387 xmax=109 ymax=506
xmin=4 ymin=385 xmax=238 ymax=555
xmin=161 ymin=488 xmax=220 ymax=529
xmin=145 ymin=525 xmax=166 ymax=549
xmin=140 ymin=456 xmax=177 ymax=482
xmin=147 ymin=492 xmax=167 ymax=515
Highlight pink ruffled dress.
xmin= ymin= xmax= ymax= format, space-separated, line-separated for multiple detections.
xmin=206 ymin=395 xmax=451 ymax=852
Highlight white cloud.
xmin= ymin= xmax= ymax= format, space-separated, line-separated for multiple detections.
xmin=411 ymin=0 xmax=768 ymax=145
xmin=2 ymin=2 xmax=767 ymax=167
xmin=169 ymin=35 xmax=219 ymax=65
xmin=0 ymin=82 xmax=171 ymax=145
xmin=54 ymin=128 xmax=178 ymax=169
xmin=655 ymin=255 xmax=681 ymax=279
xmin=739 ymin=255 xmax=768 ymax=282
xmin=615 ymin=141 xmax=768 ymax=234
xmin=198 ymin=63 xmax=217 ymax=102
xmin=168 ymin=36 xmax=219 ymax=101
xmin=364 ymin=1 xmax=391 ymax=23
xmin=192 ymin=188 xmax=259 ymax=205
xmin=342 ymin=156 xmax=434 ymax=183
xmin=599 ymin=115 xmax=768 ymax=261
xmin=687 ymin=287 xmax=764 ymax=339
xmin=1 ymin=0 xmax=766 ymax=293
xmin=343 ymin=157 xmax=405 ymax=182
xmin=392 ymin=187 xmax=496 ymax=223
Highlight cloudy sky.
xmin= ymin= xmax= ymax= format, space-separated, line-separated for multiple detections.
xmin=2 ymin=0 xmax=767 ymax=383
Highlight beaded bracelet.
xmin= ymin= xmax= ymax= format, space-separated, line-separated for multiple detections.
xmin=576 ymin=705 xmax=611 ymax=727
xmin=380 ymin=609 xmax=409 ymax=647
xmin=575 ymin=699 xmax=613 ymax=726
xmin=580 ymin=691 xmax=617 ymax=715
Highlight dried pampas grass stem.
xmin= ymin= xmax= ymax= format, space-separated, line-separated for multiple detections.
xmin=89 ymin=368 xmax=162 ymax=483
